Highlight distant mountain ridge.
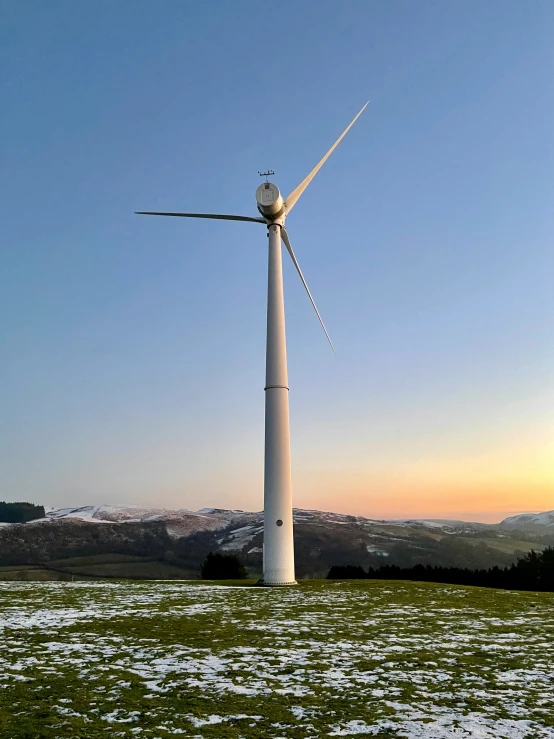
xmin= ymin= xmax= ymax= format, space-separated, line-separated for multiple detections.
xmin=1 ymin=504 xmax=553 ymax=580
xmin=40 ymin=504 xmax=554 ymax=531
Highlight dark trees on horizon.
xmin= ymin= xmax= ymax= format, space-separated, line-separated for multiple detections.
xmin=327 ymin=547 xmax=554 ymax=592
xmin=0 ymin=502 xmax=45 ymax=524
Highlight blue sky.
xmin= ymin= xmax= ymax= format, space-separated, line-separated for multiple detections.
xmin=1 ymin=0 xmax=552 ymax=520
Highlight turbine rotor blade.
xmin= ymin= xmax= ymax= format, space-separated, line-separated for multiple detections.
xmin=284 ymin=101 xmax=369 ymax=214
xmin=135 ymin=211 xmax=265 ymax=224
xmin=281 ymin=227 xmax=335 ymax=355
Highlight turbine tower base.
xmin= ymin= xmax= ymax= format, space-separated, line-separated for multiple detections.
xmin=256 ymin=578 xmax=298 ymax=587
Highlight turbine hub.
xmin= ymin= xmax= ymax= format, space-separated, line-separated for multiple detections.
xmin=256 ymin=182 xmax=285 ymax=219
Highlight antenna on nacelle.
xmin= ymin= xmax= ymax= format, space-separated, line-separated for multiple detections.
xmin=258 ymin=170 xmax=275 ymax=182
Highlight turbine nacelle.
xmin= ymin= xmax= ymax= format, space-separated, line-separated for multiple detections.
xmin=255 ymin=182 xmax=285 ymax=220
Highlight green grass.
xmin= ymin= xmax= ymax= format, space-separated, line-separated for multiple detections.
xmin=48 ymin=554 xmax=156 ymax=567
xmin=0 ymin=566 xmax=64 ymax=581
xmin=467 ymin=537 xmax=545 ymax=554
xmin=0 ymin=554 xmax=200 ymax=582
xmin=0 ymin=580 xmax=552 ymax=738
xmin=58 ymin=561 xmax=196 ymax=579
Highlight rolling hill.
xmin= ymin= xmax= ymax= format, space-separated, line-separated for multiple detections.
xmin=0 ymin=504 xmax=552 ymax=580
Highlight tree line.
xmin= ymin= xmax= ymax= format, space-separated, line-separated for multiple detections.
xmin=0 ymin=501 xmax=45 ymax=523
xmin=327 ymin=547 xmax=554 ymax=592
xmin=201 ymin=551 xmax=247 ymax=580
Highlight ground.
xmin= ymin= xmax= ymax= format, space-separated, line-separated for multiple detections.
xmin=0 ymin=580 xmax=553 ymax=738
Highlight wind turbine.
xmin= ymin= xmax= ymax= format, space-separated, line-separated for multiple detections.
xmin=136 ymin=102 xmax=368 ymax=585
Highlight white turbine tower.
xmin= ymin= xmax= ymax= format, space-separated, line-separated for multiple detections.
xmin=136 ymin=102 xmax=368 ymax=585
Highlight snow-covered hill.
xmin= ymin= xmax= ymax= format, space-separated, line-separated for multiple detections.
xmin=39 ymin=504 xmax=488 ymax=538
xmin=500 ymin=510 xmax=554 ymax=529
xmin=42 ymin=505 xmax=258 ymax=538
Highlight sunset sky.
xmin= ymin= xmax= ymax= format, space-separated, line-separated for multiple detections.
xmin=1 ymin=1 xmax=552 ymax=522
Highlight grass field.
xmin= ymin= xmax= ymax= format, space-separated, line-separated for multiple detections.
xmin=0 ymin=555 xmax=198 ymax=582
xmin=0 ymin=580 xmax=553 ymax=738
